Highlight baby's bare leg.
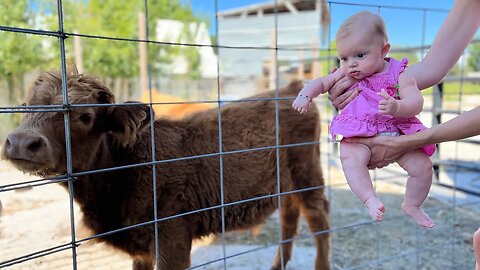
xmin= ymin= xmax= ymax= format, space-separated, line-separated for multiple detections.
xmin=397 ymin=150 xmax=435 ymax=228
xmin=474 ymin=228 xmax=480 ymax=270
xmin=340 ymin=141 xmax=384 ymax=221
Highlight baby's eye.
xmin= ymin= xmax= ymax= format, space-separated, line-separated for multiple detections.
xmin=357 ymin=53 xmax=365 ymax=58
xmin=340 ymin=57 xmax=348 ymax=62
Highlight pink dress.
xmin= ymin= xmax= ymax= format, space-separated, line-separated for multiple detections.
xmin=330 ymin=57 xmax=435 ymax=156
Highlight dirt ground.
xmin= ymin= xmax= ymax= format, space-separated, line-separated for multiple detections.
xmin=1 ymin=155 xmax=478 ymax=270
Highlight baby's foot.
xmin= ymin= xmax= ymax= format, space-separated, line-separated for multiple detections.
xmin=401 ymin=203 xmax=436 ymax=228
xmin=365 ymin=197 xmax=385 ymax=222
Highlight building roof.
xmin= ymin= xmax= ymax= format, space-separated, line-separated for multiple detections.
xmin=218 ymin=0 xmax=319 ymax=18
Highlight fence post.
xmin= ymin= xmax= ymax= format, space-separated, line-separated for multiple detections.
xmin=269 ymin=29 xmax=277 ymax=90
xmin=73 ymin=32 xmax=84 ymax=74
xmin=298 ymin=49 xmax=305 ymax=80
xmin=138 ymin=12 xmax=148 ymax=94
xmin=431 ymin=81 xmax=443 ymax=181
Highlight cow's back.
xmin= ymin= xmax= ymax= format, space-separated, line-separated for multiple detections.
xmin=159 ymin=80 xmax=322 ymax=234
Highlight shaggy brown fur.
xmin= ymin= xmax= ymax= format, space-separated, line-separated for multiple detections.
xmin=1 ymin=71 xmax=329 ymax=270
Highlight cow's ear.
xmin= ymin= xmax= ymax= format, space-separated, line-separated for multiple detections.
xmin=105 ymin=102 xmax=153 ymax=148
xmin=94 ymin=89 xmax=115 ymax=104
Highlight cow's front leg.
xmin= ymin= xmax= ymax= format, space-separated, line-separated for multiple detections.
xmin=132 ymin=257 xmax=154 ymax=270
xmin=157 ymin=220 xmax=193 ymax=270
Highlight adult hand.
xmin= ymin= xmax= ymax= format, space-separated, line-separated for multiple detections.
xmin=345 ymin=135 xmax=405 ymax=169
xmin=328 ymin=71 xmax=359 ymax=110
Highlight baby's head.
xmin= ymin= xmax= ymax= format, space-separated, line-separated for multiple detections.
xmin=336 ymin=11 xmax=390 ymax=80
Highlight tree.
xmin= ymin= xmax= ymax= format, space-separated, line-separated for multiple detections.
xmin=52 ymin=0 xmax=205 ymax=79
xmin=467 ymin=43 xmax=480 ymax=72
xmin=0 ymin=0 xmax=46 ymax=104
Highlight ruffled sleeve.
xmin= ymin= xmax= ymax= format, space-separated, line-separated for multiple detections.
xmin=391 ymin=57 xmax=408 ymax=76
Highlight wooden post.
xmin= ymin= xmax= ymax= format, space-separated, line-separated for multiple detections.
xmin=311 ymin=38 xmax=321 ymax=79
xmin=73 ymin=33 xmax=84 ymax=74
xmin=269 ymin=29 xmax=277 ymax=90
xmin=138 ymin=12 xmax=148 ymax=94
xmin=297 ymin=49 xmax=305 ymax=80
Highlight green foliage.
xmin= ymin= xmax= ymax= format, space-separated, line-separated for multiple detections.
xmin=319 ymin=40 xmax=338 ymax=76
xmin=388 ymin=49 xmax=419 ymax=66
xmin=147 ymin=0 xmax=204 ymax=79
xmin=0 ymin=1 xmax=46 ymax=77
xmin=467 ymin=43 xmax=480 ymax=72
xmin=0 ymin=0 xmax=47 ymax=104
xmin=63 ymin=0 xmax=140 ymax=78
xmin=42 ymin=0 xmax=205 ymax=78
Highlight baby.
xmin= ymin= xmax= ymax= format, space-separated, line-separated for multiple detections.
xmin=292 ymin=11 xmax=436 ymax=228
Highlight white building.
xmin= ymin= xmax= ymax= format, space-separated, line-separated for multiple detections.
xmin=217 ymin=0 xmax=326 ymax=96
xmin=156 ymin=19 xmax=218 ymax=78
xmin=218 ymin=0 xmax=325 ymax=76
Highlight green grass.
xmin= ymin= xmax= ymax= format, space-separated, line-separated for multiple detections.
xmin=422 ymin=82 xmax=480 ymax=99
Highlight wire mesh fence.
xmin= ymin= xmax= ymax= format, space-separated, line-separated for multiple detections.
xmin=0 ymin=0 xmax=479 ymax=269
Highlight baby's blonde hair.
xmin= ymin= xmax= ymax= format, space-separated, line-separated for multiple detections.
xmin=336 ymin=11 xmax=388 ymax=45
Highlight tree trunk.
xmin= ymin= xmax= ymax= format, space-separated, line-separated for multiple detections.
xmin=7 ymin=76 xmax=15 ymax=105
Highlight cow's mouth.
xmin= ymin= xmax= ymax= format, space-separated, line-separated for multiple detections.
xmin=9 ymin=158 xmax=52 ymax=176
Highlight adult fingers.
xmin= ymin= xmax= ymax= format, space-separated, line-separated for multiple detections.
xmin=335 ymin=88 xmax=360 ymax=110
xmin=329 ymin=76 xmax=352 ymax=100
xmin=345 ymin=137 xmax=391 ymax=169
xmin=378 ymin=99 xmax=387 ymax=106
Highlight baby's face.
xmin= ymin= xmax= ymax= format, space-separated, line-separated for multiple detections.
xmin=337 ymin=31 xmax=387 ymax=80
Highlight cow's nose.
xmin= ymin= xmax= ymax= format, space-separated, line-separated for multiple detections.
xmin=3 ymin=132 xmax=47 ymax=159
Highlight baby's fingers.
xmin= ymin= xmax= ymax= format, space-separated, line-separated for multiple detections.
xmin=377 ymin=89 xmax=391 ymax=100
xmin=301 ymin=104 xmax=311 ymax=114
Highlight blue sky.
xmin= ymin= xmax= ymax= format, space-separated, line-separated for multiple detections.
xmin=184 ymin=0 xmax=466 ymax=47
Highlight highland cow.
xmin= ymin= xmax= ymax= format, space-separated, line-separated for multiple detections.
xmin=1 ymin=71 xmax=329 ymax=270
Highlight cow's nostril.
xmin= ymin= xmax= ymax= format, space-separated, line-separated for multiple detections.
xmin=27 ymin=138 xmax=45 ymax=154
xmin=3 ymin=138 xmax=12 ymax=152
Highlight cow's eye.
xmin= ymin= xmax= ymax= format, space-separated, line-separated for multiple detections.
xmin=79 ymin=113 xmax=93 ymax=124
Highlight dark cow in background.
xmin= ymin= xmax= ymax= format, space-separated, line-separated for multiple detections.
xmin=1 ymin=70 xmax=329 ymax=270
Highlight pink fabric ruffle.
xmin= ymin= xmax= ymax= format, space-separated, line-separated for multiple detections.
xmin=330 ymin=57 xmax=435 ymax=156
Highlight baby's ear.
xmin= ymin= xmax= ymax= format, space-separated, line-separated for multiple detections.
xmin=382 ymin=43 xmax=391 ymax=57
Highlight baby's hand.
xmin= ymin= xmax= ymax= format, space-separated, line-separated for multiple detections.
xmin=378 ymin=89 xmax=398 ymax=115
xmin=292 ymin=95 xmax=311 ymax=114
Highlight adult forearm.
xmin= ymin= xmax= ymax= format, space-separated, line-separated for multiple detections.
xmin=402 ymin=107 xmax=480 ymax=149
xmin=408 ymin=0 xmax=480 ymax=90
xmin=428 ymin=107 xmax=480 ymax=144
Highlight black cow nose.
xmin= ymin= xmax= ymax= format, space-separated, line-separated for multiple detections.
xmin=3 ymin=137 xmax=12 ymax=152
xmin=26 ymin=137 xmax=45 ymax=153
xmin=4 ymin=132 xmax=47 ymax=159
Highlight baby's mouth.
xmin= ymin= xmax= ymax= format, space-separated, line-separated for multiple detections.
xmin=350 ymin=71 xmax=360 ymax=77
